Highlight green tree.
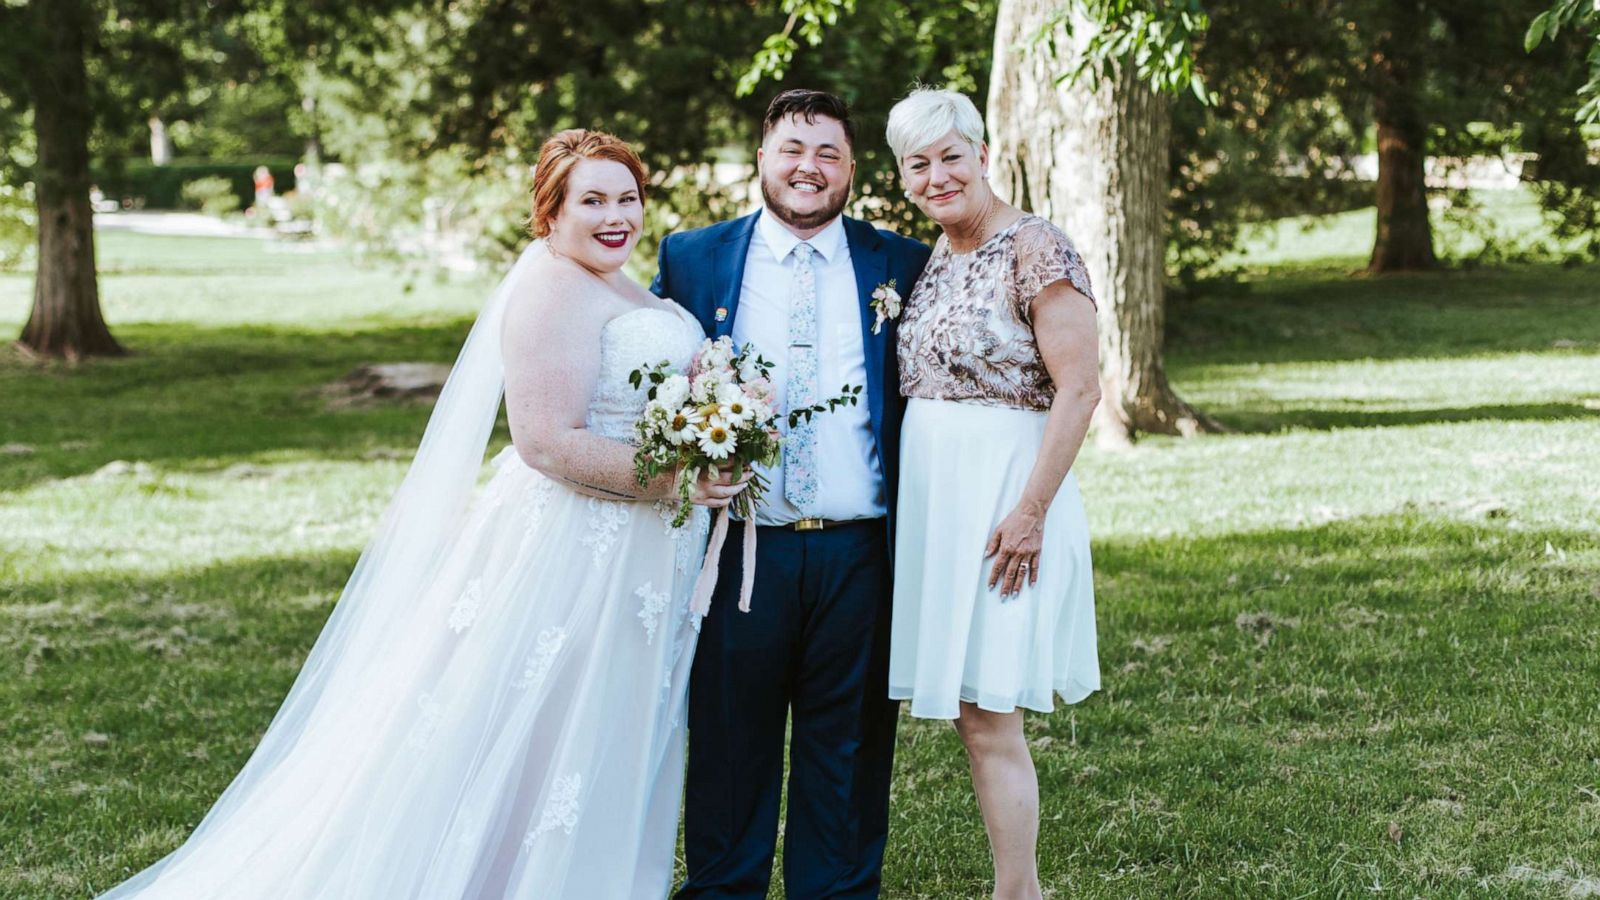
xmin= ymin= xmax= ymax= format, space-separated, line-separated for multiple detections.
xmin=1320 ymin=0 xmax=1586 ymax=272
xmin=0 ymin=0 xmax=406 ymax=360
xmin=1 ymin=0 xmax=121 ymax=358
xmin=1171 ymin=0 xmax=1597 ymax=277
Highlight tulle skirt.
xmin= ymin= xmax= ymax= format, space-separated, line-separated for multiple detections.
xmin=889 ymin=399 xmax=1099 ymax=720
xmin=102 ymin=447 xmax=708 ymax=899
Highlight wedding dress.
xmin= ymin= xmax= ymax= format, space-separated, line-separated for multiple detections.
xmin=101 ymin=244 xmax=711 ymax=899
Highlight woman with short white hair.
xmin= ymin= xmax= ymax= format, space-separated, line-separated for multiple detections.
xmin=885 ymin=87 xmax=1102 ymax=900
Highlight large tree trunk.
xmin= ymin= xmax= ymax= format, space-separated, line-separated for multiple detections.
xmin=988 ymin=0 xmax=1218 ymax=442
xmin=18 ymin=0 xmax=121 ymax=360
xmin=1366 ymin=3 xmax=1436 ymax=273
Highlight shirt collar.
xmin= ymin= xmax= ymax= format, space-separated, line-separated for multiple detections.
xmin=756 ymin=207 xmax=847 ymax=264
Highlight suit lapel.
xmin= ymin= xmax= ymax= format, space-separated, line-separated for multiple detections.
xmin=844 ymin=217 xmax=891 ymax=445
xmin=712 ymin=212 xmax=761 ymax=339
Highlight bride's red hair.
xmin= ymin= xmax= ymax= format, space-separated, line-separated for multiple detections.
xmin=529 ymin=129 xmax=648 ymax=238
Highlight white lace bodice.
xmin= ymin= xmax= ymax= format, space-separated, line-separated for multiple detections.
xmin=586 ymin=305 xmax=705 ymax=441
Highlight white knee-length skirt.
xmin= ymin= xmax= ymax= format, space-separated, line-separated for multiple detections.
xmin=889 ymin=398 xmax=1100 ymax=719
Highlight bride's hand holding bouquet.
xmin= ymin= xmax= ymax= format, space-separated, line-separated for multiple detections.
xmin=630 ymin=336 xmax=860 ymax=614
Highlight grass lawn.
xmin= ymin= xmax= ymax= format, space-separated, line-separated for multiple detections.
xmin=3 ymin=214 xmax=1599 ymax=899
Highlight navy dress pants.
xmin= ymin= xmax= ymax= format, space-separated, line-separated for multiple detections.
xmin=676 ymin=519 xmax=900 ymax=900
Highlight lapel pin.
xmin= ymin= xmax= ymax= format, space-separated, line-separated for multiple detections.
xmin=714 ymin=306 xmax=728 ymax=323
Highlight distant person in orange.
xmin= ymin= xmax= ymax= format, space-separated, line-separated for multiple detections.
xmin=253 ymin=165 xmax=275 ymax=207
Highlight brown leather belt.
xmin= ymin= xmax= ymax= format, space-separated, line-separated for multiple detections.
xmin=790 ymin=517 xmax=860 ymax=531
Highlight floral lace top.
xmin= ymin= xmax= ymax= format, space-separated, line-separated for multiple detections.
xmin=897 ymin=215 xmax=1095 ymax=411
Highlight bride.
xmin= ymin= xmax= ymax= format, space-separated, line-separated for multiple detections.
xmin=100 ymin=130 xmax=745 ymax=899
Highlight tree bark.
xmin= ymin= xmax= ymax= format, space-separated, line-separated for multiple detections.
xmin=1366 ymin=3 xmax=1436 ymax=273
xmin=18 ymin=0 xmax=121 ymax=360
xmin=988 ymin=0 xmax=1218 ymax=441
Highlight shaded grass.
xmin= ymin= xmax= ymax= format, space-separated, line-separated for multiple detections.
xmin=2 ymin=554 xmax=352 ymax=899
xmin=1171 ymin=264 xmax=1600 ymax=366
xmin=3 ymin=229 xmax=1600 ymax=897
xmin=1222 ymin=187 xmax=1583 ymax=273
xmin=1 ymin=322 xmax=485 ymax=491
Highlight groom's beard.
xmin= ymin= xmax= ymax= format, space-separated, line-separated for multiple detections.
xmin=760 ymin=172 xmax=851 ymax=232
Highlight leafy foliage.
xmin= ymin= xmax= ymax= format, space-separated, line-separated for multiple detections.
xmin=736 ymin=0 xmax=859 ymax=97
xmin=1526 ymin=0 xmax=1600 ymax=122
xmin=292 ymin=3 xmax=769 ymax=262
xmin=179 ymin=175 xmax=241 ymax=216
xmin=1034 ymin=0 xmax=1214 ymax=102
xmin=0 ymin=181 xmax=35 ymax=270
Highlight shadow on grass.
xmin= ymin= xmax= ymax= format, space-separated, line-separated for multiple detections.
xmin=1200 ymin=400 xmax=1600 ymax=433
xmin=1090 ymin=513 xmax=1596 ymax=631
xmin=1169 ymin=263 xmax=1600 ymax=367
xmin=0 ymin=319 xmax=485 ymax=493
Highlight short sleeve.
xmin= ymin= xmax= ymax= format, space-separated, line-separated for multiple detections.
xmin=1010 ymin=219 xmax=1095 ymax=318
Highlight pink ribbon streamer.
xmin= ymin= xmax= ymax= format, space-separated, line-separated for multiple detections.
xmin=739 ymin=514 xmax=757 ymax=613
xmin=687 ymin=507 xmax=758 ymax=616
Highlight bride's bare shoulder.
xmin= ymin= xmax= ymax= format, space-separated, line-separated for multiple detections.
xmin=521 ymin=254 xmax=602 ymax=300
xmin=507 ymin=255 xmax=619 ymax=328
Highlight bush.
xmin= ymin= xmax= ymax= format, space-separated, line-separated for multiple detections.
xmin=93 ymin=158 xmax=297 ymax=211
xmin=180 ymin=176 xmax=241 ymax=217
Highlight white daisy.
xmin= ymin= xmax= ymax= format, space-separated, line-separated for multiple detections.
xmin=716 ymin=383 xmax=756 ymax=427
xmin=697 ymin=423 xmax=737 ymax=459
xmin=664 ymin=410 xmax=697 ymax=446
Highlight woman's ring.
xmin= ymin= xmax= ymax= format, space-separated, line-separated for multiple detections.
xmin=1019 ymin=563 xmax=1030 ymax=571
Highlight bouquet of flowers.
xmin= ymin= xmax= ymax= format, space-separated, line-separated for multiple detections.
xmin=630 ymin=336 xmax=861 ymax=614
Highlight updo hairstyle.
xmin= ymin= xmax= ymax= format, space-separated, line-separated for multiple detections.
xmin=528 ymin=129 xmax=648 ymax=238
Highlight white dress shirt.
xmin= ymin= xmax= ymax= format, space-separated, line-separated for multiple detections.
xmin=732 ymin=210 xmax=885 ymax=525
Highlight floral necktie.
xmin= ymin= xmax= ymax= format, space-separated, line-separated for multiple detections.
xmin=783 ymin=241 xmax=819 ymax=514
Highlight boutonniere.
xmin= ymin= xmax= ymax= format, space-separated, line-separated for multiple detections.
xmin=870 ymin=280 xmax=901 ymax=335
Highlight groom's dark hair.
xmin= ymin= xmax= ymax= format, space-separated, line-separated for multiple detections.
xmin=763 ymin=89 xmax=855 ymax=150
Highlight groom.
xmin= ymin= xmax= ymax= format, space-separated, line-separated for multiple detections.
xmin=652 ymin=89 xmax=931 ymax=899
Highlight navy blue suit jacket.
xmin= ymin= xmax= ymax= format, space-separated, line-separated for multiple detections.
xmin=650 ymin=212 xmax=931 ymax=544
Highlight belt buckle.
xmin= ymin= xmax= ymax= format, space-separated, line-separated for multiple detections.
xmin=794 ymin=517 xmax=825 ymax=532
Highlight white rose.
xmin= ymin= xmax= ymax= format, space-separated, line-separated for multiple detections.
xmin=655 ymin=374 xmax=691 ymax=410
